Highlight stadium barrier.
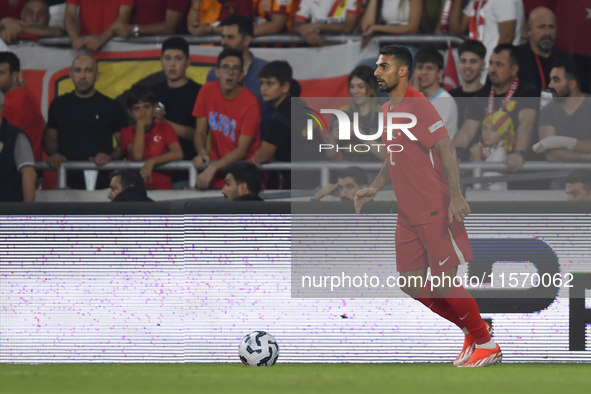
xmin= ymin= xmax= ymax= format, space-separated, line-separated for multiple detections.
xmin=27 ymin=34 xmax=464 ymax=48
xmin=35 ymin=161 xmax=591 ymax=189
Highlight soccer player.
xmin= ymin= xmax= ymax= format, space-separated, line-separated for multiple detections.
xmin=354 ymin=45 xmax=502 ymax=367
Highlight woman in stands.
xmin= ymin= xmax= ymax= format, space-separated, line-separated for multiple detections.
xmin=325 ymin=65 xmax=385 ymax=162
xmin=360 ymin=0 xmax=423 ymax=43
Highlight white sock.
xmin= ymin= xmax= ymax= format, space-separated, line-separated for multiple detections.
xmin=476 ymin=338 xmax=496 ymax=350
xmin=462 ymin=327 xmax=469 ymax=335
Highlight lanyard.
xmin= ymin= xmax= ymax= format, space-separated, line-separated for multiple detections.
xmin=488 ymin=78 xmax=519 ymax=114
xmin=533 ymin=52 xmax=546 ymax=90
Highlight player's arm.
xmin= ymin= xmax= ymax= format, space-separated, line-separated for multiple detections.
xmin=451 ymin=119 xmax=480 ymax=148
xmin=497 ymin=20 xmax=516 ymax=44
xmin=192 ymin=116 xmax=209 ymax=169
xmin=165 ymin=119 xmax=196 ymax=140
xmin=22 ymin=24 xmax=65 ymax=36
xmin=354 ymin=159 xmax=390 ymax=213
xmin=254 ymin=14 xmax=289 ymax=36
xmin=196 ymin=135 xmax=254 ymax=189
xmin=250 ymin=142 xmax=277 ymax=165
xmin=434 ymin=137 xmax=471 ymax=222
xmin=448 ymin=0 xmax=469 ymax=35
xmin=86 ymin=5 xmax=133 ymax=52
xmin=21 ymin=166 xmax=37 ymax=202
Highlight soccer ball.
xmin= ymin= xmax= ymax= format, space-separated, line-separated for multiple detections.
xmin=238 ymin=331 xmax=279 ymax=366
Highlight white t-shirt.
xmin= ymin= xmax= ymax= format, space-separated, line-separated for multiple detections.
xmin=463 ymin=0 xmax=524 ymax=80
xmin=429 ymin=88 xmax=458 ymax=140
xmin=381 ymin=0 xmax=411 ymax=25
xmin=295 ymin=0 xmax=364 ymax=24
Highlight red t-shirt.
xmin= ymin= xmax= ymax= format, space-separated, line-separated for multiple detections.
xmin=132 ymin=0 xmax=191 ymax=34
xmin=121 ymin=120 xmax=179 ymax=190
xmin=67 ymin=0 xmax=135 ymax=36
xmin=192 ymin=81 xmax=261 ymax=189
xmin=0 ymin=0 xmax=26 ymax=19
xmin=382 ymin=87 xmax=450 ymax=225
xmin=3 ymin=86 xmax=44 ymax=161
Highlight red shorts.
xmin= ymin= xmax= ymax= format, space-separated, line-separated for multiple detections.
xmin=395 ymin=217 xmax=473 ymax=276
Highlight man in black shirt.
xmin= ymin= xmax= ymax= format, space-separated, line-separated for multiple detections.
xmin=250 ymin=60 xmax=292 ymax=189
xmin=516 ymin=7 xmax=572 ymax=106
xmin=221 ymin=161 xmax=263 ymax=202
xmin=152 ymin=36 xmax=201 ymax=187
xmin=453 ymin=44 xmax=539 ymax=173
xmin=108 ymin=170 xmax=154 ymax=202
xmin=44 ymin=54 xmax=127 ymax=189
xmin=450 ymin=40 xmax=487 ymax=133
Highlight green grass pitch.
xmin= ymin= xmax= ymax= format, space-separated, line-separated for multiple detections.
xmin=1 ymin=363 xmax=590 ymax=394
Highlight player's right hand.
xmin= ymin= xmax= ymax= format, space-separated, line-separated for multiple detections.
xmin=192 ymin=154 xmax=209 ymax=170
xmin=354 ymin=187 xmax=378 ymax=214
xmin=47 ymin=154 xmax=67 ymax=169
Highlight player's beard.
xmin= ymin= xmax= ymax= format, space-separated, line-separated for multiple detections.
xmin=378 ymin=75 xmax=399 ymax=93
xmin=75 ymin=83 xmax=95 ymax=96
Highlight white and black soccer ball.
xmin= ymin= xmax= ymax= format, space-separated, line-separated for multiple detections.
xmin=238 ymin=331 xmax=279 ymax=366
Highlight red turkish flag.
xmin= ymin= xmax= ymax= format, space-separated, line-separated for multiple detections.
xmin=443 ymin=42 xmax=460 ymax=91
xmin=554 ymin=0 xmax=591 ymax=56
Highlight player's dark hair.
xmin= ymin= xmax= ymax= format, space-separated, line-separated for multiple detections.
xmin=565 ymin=169 xmax=591 ymax=190
xmin=126 ymin=85 xmax=157 ymax=109
xmin=290 ymin=79 xmax=301 ymax=97
xmin=258 ymin=60 xmax=293 ymax=86
xmin=552 ymin=59 xmax=583 ymax=90
xmin=458 ymin=39 xmax=486 ymax=61
xmin=0 ymin=51 xmax=20 ymax=74
xmin=415 ymin=48 xmax=444 ymax=71
xmin=379 ymin=44 xmax=413 ymax=71
xmin=224 ymin=161 xmax=262 ymax=196
xmin=220 ymin=15 xmax=254 ymax=38
xmin=161 ymin=36 xmax=189 ymax=59
xmin=109 ymin=170 xmax=146 ymax=190
xmin=338 ymin=166 xmax=368 ymax=187
xmin=349 ymin=65 xmax=378 ymax=97
xmin=493 ymin=43 xmax=519 ymax=67
xmin=217 ymin=47 xmax=244 ymax=68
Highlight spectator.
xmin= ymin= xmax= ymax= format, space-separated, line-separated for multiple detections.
xmin=206 ymin=15 xmax=272 ymax=129
xmin=325 ymin=65 xmax=384 ymax=162
xmin=516 ymin=6 xmax=571 ymax=106
xmin=469 ymin=111 xmax=515 ymax=190
xmin=45 ymin=54 xmax=128 ymax=189
xmin=292 ymin=0 xmax=364 ymax=47
xmin=108 ymin=169 xmax=154 ymax=202
xmin=565 ymin=169 xmax=591 ymax=202
xmin=187 ymin=0 xmax=254 ymax=36
xmin=312 ymin=166 xmax=368 ymax=202
xmin=221 ymin=160 xmax=263 ymax=201
xmin=414 ymin=48 xmax=458 ymax=139
xmin=192 ymin=48 xmax=261 ymax=189
xmin=449 ymin=0 xmax=524 ymax=82
xmin=152 ymin=36 xmax=201 ymax=188
xmin=120 ymin=85 xmax=183 ymax=190
xmin=450 ymin=40 xmax=487 ymax=130
xmin=532 ymin=61 xmax=591 ymax=188
xmin=112 ymin=0 xmax=191 ymax=38
xmin=0 ymin=0 xmax=65 ymax=44
xmin=253 ymin=0 xmax=295 ymax=36
xmin=0 ymin=51 xmax=44 ymax=161
xmin=0 ymin=90 xmax=37 ymax=202
xmin=360 ymin=0 xmax=422 ymax=44
xmin=250 ymin=60 xmax=292 ymax=189
xmin=453 ymin=44 xmax=538 ymax=173
xmin=65 ymin=0 xmax=133 ymax=52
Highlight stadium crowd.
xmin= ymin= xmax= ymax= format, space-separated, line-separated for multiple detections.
xmin=0 ymin=0 xmax=590 ymax=202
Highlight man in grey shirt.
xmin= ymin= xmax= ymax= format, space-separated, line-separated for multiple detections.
xmin=0 ymin=91 xmax=37 ymax=202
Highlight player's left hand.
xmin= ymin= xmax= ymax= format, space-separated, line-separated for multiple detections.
xmin=505 ymin=152 xmax=524 ymax=172
xmin=197 ymin=166 xmax=216 ymax=190
xmin=90 ymin=152 xmax=112 ymax=166
xmin=112 ymin=21 xmax=133 ymax=38
xmin=448 ymin=195 xmax=471 ymax=223
xmin=140 ymin=159 xmax=155 ymax=183
xmin=84 ymin=36 xmax=102 ymax=53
